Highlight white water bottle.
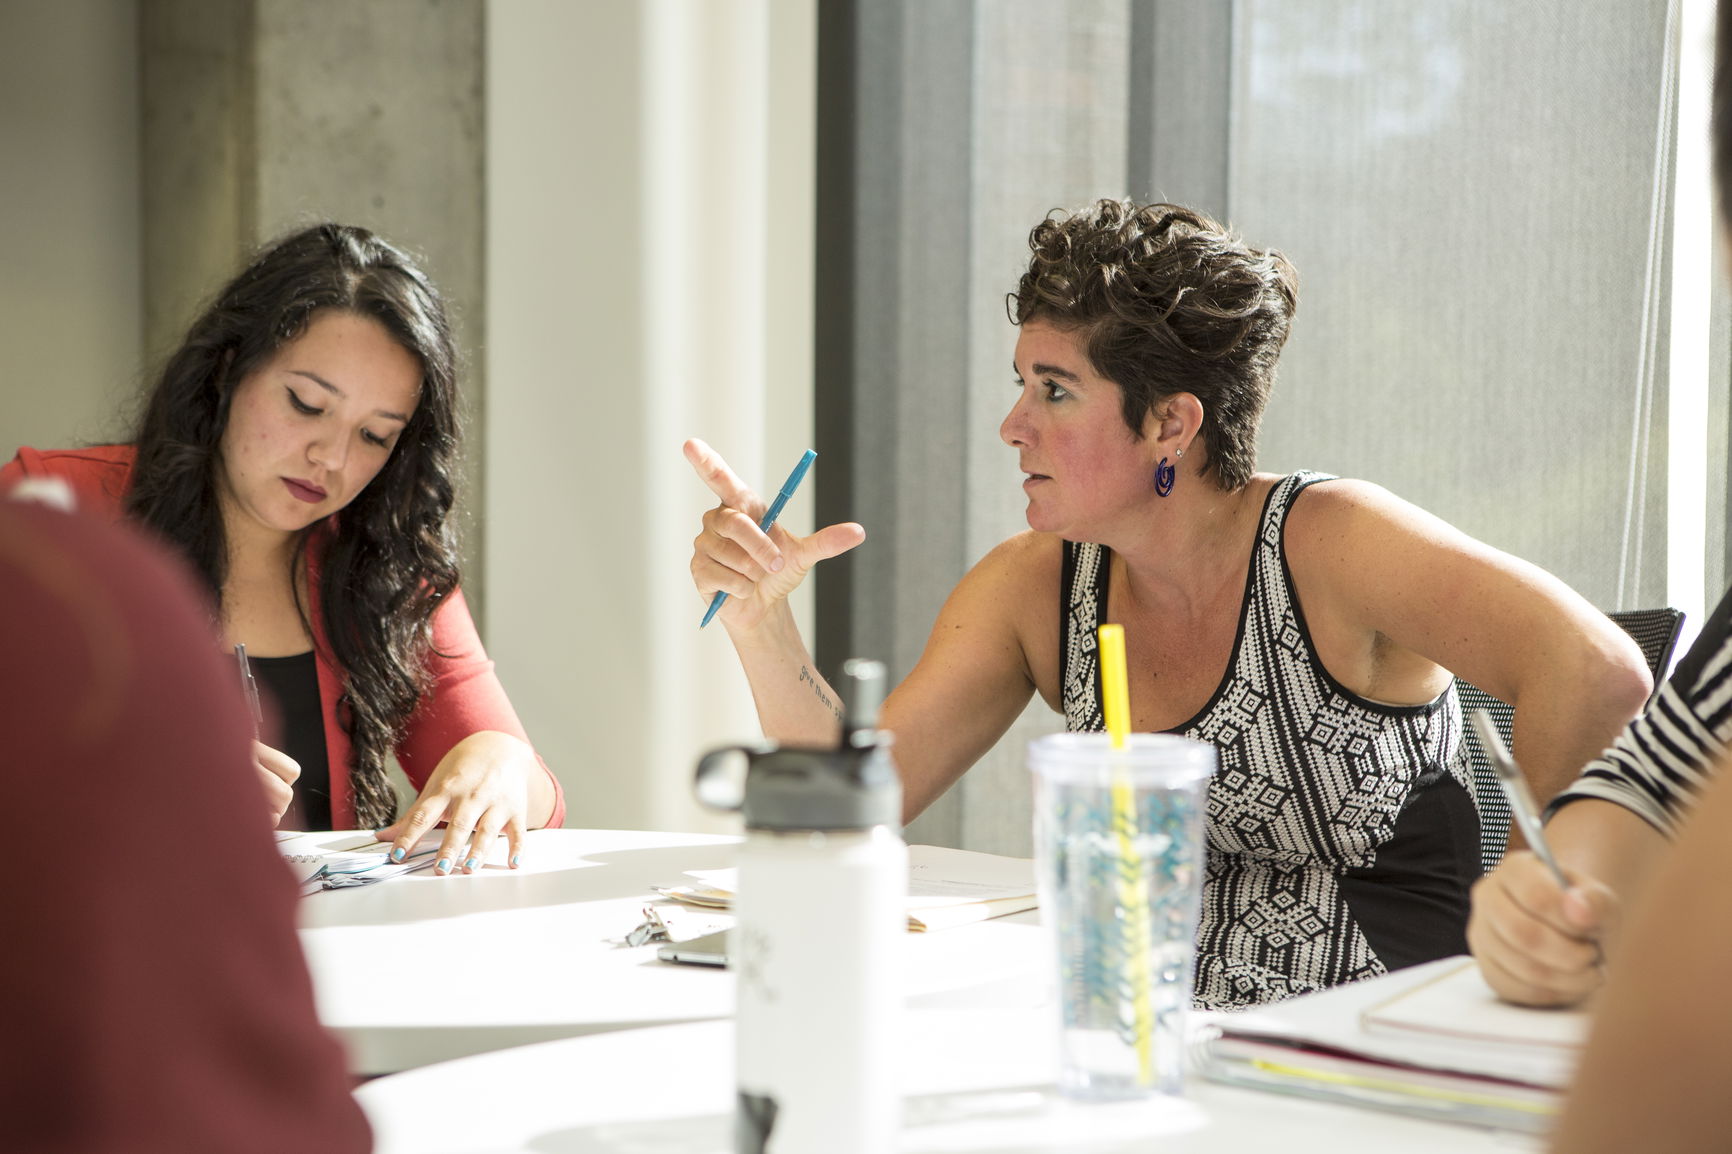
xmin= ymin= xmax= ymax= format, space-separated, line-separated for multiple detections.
xmin=694 ymin=658 xmax=906 ymax=1154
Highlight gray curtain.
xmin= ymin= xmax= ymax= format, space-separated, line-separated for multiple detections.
xmin=817 ymin=0 xmax=1720 ymax=857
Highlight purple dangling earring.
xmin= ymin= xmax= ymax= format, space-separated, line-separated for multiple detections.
xmin=1154 ymin=456 xmax=1176 ymax=497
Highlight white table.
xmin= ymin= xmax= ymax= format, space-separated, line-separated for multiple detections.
xmin=298 ymin=828 xmax=1046 ymax=1074
xmin=355 ymin=1004 xmax=1546 ymax=1153
xmin=325 ymin=829 xmax=1547 ymax=1150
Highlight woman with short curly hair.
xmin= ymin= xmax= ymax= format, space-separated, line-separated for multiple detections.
xmin=3 ymin=223 xmax=563 ymax=870
xmin=687 ymin=198 xmax=1651 ymax=1008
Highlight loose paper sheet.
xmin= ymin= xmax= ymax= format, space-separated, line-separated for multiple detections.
xmin=657 ymin=844 xmax=1039 ymax=931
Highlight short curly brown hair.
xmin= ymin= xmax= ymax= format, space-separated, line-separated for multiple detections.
xmin=1008 ymin=200 xmax=1298 ymax=491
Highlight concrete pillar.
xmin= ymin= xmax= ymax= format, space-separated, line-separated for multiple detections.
xmin=0 ymin=0 xmax=142 ymax=459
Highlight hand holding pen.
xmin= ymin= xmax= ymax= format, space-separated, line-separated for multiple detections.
xmin=236 ymin=642 xmax=301 ymax=826
xmin=1465 ymin=708 xmax=1614 ymax=1007
xmin=684 ymin=439 xmax=866 ymax=631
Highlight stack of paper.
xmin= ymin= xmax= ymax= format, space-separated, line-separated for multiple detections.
xmin=655 ymin=844 xmax=1039 ymax=932
xmin=276 ymin=830 xmax=441 ymax=896
xmin=1196 ymin=957 xmax=1587 ymax=1135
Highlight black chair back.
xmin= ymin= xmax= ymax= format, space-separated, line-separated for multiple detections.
xmin=1457 ymin=607 xmax=1684 ymax=876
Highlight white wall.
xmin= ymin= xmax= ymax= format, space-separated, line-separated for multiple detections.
xmin=484 ymin=0 xmax=817 ymax=832
xmin=0 ymin=0 xmax=141 ymax=459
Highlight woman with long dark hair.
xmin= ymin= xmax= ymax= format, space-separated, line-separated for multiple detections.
xmin=3 ymin=223 xmax=563 ymax=870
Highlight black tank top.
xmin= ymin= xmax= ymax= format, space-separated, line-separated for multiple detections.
xmin=250 ymin=651 xmax=332 ymax=831
xmin=1059 ymin=472 xmax=1481 ymax=1008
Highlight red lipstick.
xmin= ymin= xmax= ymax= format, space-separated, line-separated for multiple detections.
xmin=283 ymin=478 xmax=327 ymax=504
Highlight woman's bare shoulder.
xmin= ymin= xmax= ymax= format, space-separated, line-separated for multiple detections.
xmin=1275 ymin=475 xmax=1479 ymax=637
xmin=1281 ymin=475 xmax=1453 ymax=559
xmin=1286 ymin=473 xmax=1406 ymax=519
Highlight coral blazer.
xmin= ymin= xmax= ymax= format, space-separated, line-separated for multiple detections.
xmin=2 ymin=444 xmax=565 ymax=829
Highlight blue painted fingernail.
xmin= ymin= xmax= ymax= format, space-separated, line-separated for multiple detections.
xmin=510 ymin=853 xmax=521 ymax=868
xmin=436 ymin=857 xmax=451 ymax=873
xmin=464 ymin=857 xmax=479 ymax=872
xmin=389 ymin=847 xmax=406 ymax=863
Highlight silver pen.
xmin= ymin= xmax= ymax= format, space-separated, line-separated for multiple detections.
xmin=234 ymin=643 xmax=263 ymax=735
xmin=1467 ymin=708 xmax=1570 ymax=888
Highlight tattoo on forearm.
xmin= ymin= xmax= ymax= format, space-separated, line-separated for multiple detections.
xmin=798 ymin=665 xmax=845 ymax=722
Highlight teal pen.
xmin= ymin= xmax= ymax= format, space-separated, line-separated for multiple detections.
xmin=700 ymin=449 xmax=817 ymax=628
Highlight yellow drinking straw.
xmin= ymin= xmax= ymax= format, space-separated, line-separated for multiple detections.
xmin=1098 ymin=624 xmax=1132 ymax=751
xmin=1097 ymin=623 xmax=1154 ymax=1086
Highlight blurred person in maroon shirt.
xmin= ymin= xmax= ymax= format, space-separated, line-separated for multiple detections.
xmin=0 ymin=488 xmax=369 ymax=1153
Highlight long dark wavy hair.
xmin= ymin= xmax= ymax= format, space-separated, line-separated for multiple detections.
xmin=125 ymin=223 xmax=461 ymax=828
xmin=1008 ymin=200 xmax=1297 ymax=492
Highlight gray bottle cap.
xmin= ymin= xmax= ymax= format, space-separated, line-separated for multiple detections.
xmin=740 ymin=736 xmax=902 ymax=832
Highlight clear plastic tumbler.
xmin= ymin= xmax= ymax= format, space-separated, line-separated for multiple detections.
xmin=1030 ymin=732 xmax=1214 ymax=1100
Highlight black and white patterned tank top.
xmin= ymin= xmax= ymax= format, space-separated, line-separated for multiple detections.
xmin=1061 ymin=471 xmax=1481 ymax=1009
